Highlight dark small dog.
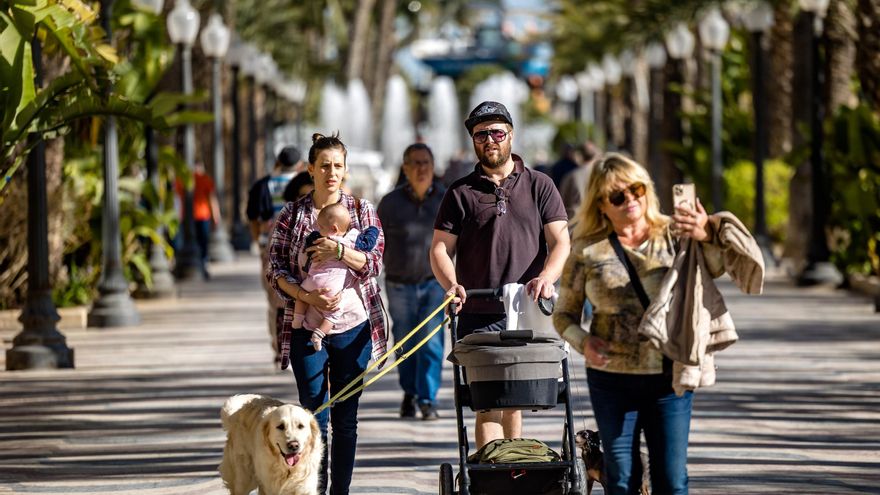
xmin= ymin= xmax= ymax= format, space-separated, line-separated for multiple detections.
xmin=575 ymin=429 xmax=650 ymax=495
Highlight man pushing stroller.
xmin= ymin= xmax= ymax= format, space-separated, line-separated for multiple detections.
xmin=430 ymin=100 xmax=571 ymax=448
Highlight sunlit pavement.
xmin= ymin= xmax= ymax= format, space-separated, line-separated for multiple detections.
xmin=1 ymin=254 xmax=878 ymax=494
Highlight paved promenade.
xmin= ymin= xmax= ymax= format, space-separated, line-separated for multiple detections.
xmin=1 ymin=254 xmax=879 ymax=494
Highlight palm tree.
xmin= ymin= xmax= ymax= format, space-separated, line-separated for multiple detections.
xmin=856 ymin=0 xmax=880 ymax=107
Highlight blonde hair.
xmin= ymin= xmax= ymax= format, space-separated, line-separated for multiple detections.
xmin=570 ymin=152 xmax=670 ymax=241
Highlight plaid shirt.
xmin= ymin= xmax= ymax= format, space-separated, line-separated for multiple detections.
xmin=267 ymin=192 xmax=387 ymax=369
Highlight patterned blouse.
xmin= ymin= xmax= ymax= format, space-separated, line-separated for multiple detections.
xmin=267 ymin=192 xmax=387 ymax=370
xmin=552 ymin=229 xmax=676 ymax=374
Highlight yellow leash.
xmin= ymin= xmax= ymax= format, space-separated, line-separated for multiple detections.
xmin=313 ymin=294 xmax=454 ymax=414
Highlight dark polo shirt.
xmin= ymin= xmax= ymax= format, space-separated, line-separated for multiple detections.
xmin=378 ymin=181 xmax=446 ymax=284
xmin=434 ymin=155 xmax=567 ymax=313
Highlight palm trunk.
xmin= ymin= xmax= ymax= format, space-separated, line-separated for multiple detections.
xmin=856 ymin=0 xmax=880 ymax=107
xmin=370 ymin=0 xmax=396 ymax=147
xmin=825 ymin=0 xmax=857 ymax=110
xmin=767 ymin=3 xmax=794 ymax=158
xmin=346 ymin=0 xmax=377 ymax=82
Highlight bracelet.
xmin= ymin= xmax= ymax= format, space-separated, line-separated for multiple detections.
xmin=341 ymin=244 xmax=346 ymax=259
xmin=336 ymin=241 xmax=343 ymax=260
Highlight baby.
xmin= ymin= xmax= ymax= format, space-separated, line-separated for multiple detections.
xmin=293 ymin=203 xmax=378 ymax=351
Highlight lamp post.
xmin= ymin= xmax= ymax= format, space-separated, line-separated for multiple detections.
xmin=645 ymin=41 xmax=667 ymax=182
xmin=586 ymin=63 xmax=605 ymax=146
xmin=744 ymin=1 xmax=777 ymax=266
xmin=241 ymin=44 xmax=260 ymax=187
xmin=226 ymin=38 xmax=250 ymax=251
xmin=167 ymin=0 xmax=202 ymax=280
xmin=699 ymin=6 xmax=731 ymax=213
xmin=200 ymin=13 xmax=234 ymax=263
xmin=284 ymin=79 xmax=307 ymax=148
xmin=6 ymin=36 xmax=75 ymax=370
xmin=601 ymin=53 xmax=621 ymax=149
xmin=88 ymin=0 xmax=141 ymax=327
xmin=797 ymin=0 xmax=841 ymax=286
xmin=555 ymin=75 xmax=579 ymax=122
xmin=131 ymin=0 xmax=175 ymax=299
xmin=662 ymin=22 xmax=696 ymax=210
xmin=255 ymin=53 xmax=278 ymax=174
xmin=618 ymin=49 xmax=637 ymax=154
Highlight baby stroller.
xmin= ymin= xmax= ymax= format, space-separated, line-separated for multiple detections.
xmin=439 ymin=288 xmax=585 ymax=495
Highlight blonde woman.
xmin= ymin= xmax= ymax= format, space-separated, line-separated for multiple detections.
xmin=552 ymin=153 xmax=713 ymax=495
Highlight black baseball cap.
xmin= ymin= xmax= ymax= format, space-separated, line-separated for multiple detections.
xmin=277 ymin=146 xmax=301 ymax=168
xmin=464 ymin=101 xmax=513 ymax=133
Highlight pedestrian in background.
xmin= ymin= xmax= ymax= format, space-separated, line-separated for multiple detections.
xmin=378 ymin=143 xmax=447 ymax=421
xmin=174 ymin=161 xmax=221 ymax=280
xmin=559 ymin=141 xmax=600 ymax=220
xmin=246 ymin=146 xmax=303 ymax=366
xmin=267 ymin=132 xmax=387 ymax=495
xmin=430 ymin=101 xmax=570 ymax=448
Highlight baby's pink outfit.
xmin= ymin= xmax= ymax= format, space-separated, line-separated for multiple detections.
xmin=299 ymin=228 xmax=367 ymax=335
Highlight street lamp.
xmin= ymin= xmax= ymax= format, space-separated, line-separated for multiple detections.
xmin=586 ymin=63 xmax=605 ymax=146
xmin=6 ymin=36 xmax=75 ymax=370
xmin=282 ymin=78 xmax=307 ymax=148
xmin=699 ymin=6 xmax=731 ymax=213
xmin=743 ymin=1 xmax=777 ymax=266
xmin=226 ymin=37 xmax=250 ymax=251
xmin=618 ymin=49 xmax=637 ymax=154
xmin=555 ymin=75 xmax=579 ymax=122
xmin=797 ymin=0 xmax=841 ymax=286
xmin=255 ymin=53 xmax=278 ymax=175
xmin=602 ymin=54 xmax=621 ymax=148
xmin=240 ymin=43 xmax=260 ymax=187
xmin=663 ymin=22 xmax=695 ymax=210
xmin=200 ymin=13 xmax=234 ymax=263
xmin=167 ymin=0 xmax=202 ymax=280
xmin=645 ymin=41 xmax=667 ymax=182
xmin=88 ymin=0 xmax=141 ymax=327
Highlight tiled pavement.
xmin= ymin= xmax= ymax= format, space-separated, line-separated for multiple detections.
xmin=1 ymin=254 xmax=879 ymax=494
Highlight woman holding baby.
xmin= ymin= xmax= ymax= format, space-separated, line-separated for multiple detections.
xmin=267 ymin=132 xmax=386 ymax=495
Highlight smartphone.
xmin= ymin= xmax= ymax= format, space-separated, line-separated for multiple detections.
xmin=672 ymin=183 xmax=696 ymax=212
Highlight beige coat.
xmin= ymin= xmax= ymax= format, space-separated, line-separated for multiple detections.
xmin=638 ymin=212 xmax=764 ymax=395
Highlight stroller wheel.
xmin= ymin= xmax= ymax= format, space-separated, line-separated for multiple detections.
xmin=439 ymin=462 xmax=455 ymax=495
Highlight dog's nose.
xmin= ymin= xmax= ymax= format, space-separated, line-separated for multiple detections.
xmin=287 ymin=441 xmax=300 ymax=453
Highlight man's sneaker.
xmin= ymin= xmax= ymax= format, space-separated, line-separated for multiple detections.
xmin=400 ymin=394 xmax=417 ymax=418
xmin=419 ymin=402 xmax=439 ymax=421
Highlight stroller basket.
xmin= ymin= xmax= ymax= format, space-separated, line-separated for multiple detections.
xmin=449 ymin=331 xmax=566 ymax=411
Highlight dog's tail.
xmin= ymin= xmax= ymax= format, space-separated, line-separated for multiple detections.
xmin=220 ymin=394 xmax=263 ymax=430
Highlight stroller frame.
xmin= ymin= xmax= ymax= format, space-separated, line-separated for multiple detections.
xmin=439 ymin=288 xmax=585 ymax=495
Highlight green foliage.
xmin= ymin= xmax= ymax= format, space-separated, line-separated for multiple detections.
xmin=723 ymin=159 xmax=793 ymax=243
xmin=549 ymin=0 xmax=722 ymax=75
xmin=825 ymin=103 xmax=880 ymax=277
xmin=52 ymin=262 xmax=95 ymax=308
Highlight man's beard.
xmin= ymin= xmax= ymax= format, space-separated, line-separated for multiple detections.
xmin=477 ymin=144 xmax=510 ymax=170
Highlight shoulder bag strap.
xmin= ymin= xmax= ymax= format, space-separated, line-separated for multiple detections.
xmin=608 ymin=232 xmax=650 ymax=310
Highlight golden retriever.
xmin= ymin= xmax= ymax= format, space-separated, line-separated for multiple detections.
xmin=219 ymin=394 xmax=323 ymax=495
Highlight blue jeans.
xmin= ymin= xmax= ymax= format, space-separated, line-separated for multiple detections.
xmin=386 ymin=279 xmax=446 ymax=404
xmin=290 ymin=320 xmax=372 ymax=495
xmin=587 ymin=368 xmax=693 ymax=495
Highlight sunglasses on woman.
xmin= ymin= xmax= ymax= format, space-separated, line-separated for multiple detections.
xmin=607 ymin=182 xmax=646 ymax=206
xmin=472 ymin=129 xmax=509 ymax=144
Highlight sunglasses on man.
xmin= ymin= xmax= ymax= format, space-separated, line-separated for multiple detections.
xmin=472 ymin=129 xmax=509 ymax=144
xmin=607 ymin=182 xmax=647 ymax=206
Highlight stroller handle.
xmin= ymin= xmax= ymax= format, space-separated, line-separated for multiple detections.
xmin=465 ymin=288 xmax=502 ymax=299
xmin=460 ymin=287 xmax=554 ymax=316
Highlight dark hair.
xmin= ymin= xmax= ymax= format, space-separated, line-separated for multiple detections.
xmin=403 ymin=143 xmax=434 ymax=163
xmin=308 ymin=132 xmax=347 ymax=165
xmin=282 ymin=171 xmax=314 ymax=202
xmin=277 ymin=146 xmax=301 ymax=169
